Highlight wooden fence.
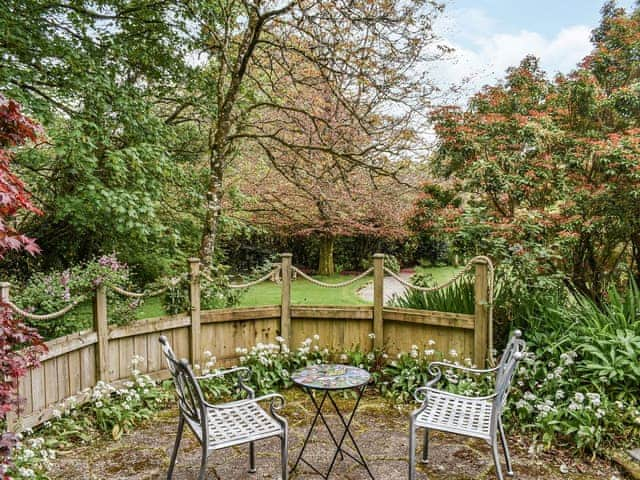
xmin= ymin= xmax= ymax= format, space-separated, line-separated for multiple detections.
xmin=3 ymin=253 xmax=491 ymax=432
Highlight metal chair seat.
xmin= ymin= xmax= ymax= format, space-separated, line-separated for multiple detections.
xmin=159 ymin=336 xmax=288 ymax=480
xmin=185 ymin=402 xmax=284 ymax=450
xmin=415 ymin=389 xmax=493 ymax=440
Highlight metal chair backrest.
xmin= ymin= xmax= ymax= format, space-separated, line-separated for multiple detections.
xmin=495 ymin=330 xmax=525 ymax=388
xmin=490 ymin=331 xmax=525 ymax=434
xmin=159 ymin=336 xmax=207 ymax=431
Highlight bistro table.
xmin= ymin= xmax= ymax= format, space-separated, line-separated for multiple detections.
xmin=290 ymin=363 xmax=374 ymax=479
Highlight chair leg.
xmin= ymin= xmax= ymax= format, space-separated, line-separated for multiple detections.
xmin=198 ymin=445 xmax=208 ymax=480
xmin=491 ymin=439 xmax=504 ymax=480
xmin=167 ymin=416 xmax=184 ymax=480
xmin=498 ymin=418 xmax=514 ymax=476
xmin=408 ymin=419 xmax=416 ymax=480
xmin=421 ymin=428 xmax=429 ymax=463
xmin=249 ymin=441 xmax=256 ymax=473
xmin=281 ymin=432 xmax=288 ymax=480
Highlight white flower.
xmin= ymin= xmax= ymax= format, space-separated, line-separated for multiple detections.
xmin=555 ymin=390 xmax=565 ymax=400
xmin=523 ymin=392 xmax=537 ymax=401
xmin=21 ymin=448 xmax=35 ymax=460
xmin=52 ymin=409 xmax=62 ymax=419
xmin=313 ymin=334 xmax=320 ymax=341
xmin=275 ymin=336 xmax=285 ymax=343
xmin=340 ymin=354 xmax=348 ymax=362
xmin=95 ymin=401 xmax=103 ymax=408
xmin=368 ymin=332 xmax=376 ymax=339
xmin=568 ymin=402 xmax=581 ymax=411
xmin=573 ymin=392 xmax=585 ymax=404
xmin=587 ymin=393 xmax=601 ymax=406
xmin=424 ymin=349 xmax=435 ymax=356
xmin=203 ymin=350 xmax=212 ymax=358
xmin=411 ymin=344 xmax=418 ymax=351
xmin=448 ymin=349 xmax=458 ymax=358
xmin=428 ymin=339 xmax=436 ymax=346
xmin=18 ymin=467 xmax=34 ymax=478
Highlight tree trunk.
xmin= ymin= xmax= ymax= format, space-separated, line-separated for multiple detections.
xmin=199 ymin=148 xmax=225 ymax=265
xmin=318 ymin=235 xmax=335 ymax=276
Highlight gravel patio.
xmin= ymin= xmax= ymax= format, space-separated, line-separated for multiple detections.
xmin=48 ymin=390 xmax=624 ymax=480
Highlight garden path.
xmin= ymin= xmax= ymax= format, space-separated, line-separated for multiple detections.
xmin=357 ymin=270 xmax=412 ymax=304
xmin=48 ymin=390 xmax=623 ymax=480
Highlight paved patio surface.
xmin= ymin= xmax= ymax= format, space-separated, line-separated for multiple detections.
xmin=48 ymin=390 xmax=624 ymax=480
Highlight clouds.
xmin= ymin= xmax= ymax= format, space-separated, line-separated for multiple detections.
xmin=431 ymin=7 xmax=595 ymax=102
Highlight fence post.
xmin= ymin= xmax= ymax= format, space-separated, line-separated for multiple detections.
xmin=1 ymin=283 xmax=18 ymax=432
xmin=188 ymin=258 xmax=201 ymax=366
xmin=474 ymin=261 xmax=489 ymax=367
xmin=372 ymin=253 xmax=384 ymax=350
xmin=93 ymin=283 xmax=109 ymax=382
xmin=280 ymin=253 xmax=292 ymax=345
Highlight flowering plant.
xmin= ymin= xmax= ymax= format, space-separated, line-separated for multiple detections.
xmin=3 ymin=435 xmax=54 ymax=480
xmin=15 ymin=254 xmax=139 ymax=339
xmin=234 ymin=335 xmax=329 ymax=395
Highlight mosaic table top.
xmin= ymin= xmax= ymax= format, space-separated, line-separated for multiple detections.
xmin=292 ymin=364 xmax=371 ymax=390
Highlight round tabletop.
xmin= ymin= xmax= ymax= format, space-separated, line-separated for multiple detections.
xmin=292 ymin=363 xmax=371 ymax=390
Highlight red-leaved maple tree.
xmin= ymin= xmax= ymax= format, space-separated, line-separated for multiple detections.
xmin=0 ymin=95 xmax=45 ymax=477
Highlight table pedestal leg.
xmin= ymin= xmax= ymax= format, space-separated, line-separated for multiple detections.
xmin=290 ymin=386 xmax=374 ymax=479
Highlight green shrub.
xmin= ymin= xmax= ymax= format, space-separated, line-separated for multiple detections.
xmin=15 ymin=255 xmax=139 ymax=339
xmin=389 ymin=274 xmax=475 ymax=314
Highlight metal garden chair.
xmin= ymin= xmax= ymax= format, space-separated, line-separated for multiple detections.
xmin=408 ymin=331 xmax=525 ymax=480
xmin=159 ymin=336 xmax=288 ymax=480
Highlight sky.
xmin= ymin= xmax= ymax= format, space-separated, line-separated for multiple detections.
xmin=432 ymin=0 xmax=637 ymax=101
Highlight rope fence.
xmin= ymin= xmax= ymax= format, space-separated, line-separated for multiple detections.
xmin=200 ymin=266 xmax=282 ymax=289
xmin=4 ymin=296 xmax=87 ymax=321
xmin=291 ymin=266 xmax=374 ymax=288
xmin=109 ymin=275 xmax=186 ymax=298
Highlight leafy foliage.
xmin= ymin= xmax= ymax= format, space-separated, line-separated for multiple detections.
xmin=162 ymin=264 xmax=243 ymax=315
